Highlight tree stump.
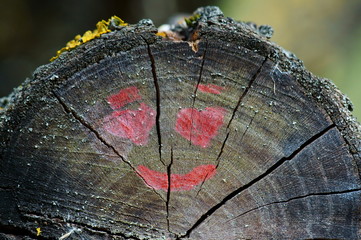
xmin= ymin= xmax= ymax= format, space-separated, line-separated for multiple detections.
xmin=1 ymin=6 xmax=360 ymax=240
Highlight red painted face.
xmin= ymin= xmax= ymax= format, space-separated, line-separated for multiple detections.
xmin=103 ymin=85 xmax=226 ymax=192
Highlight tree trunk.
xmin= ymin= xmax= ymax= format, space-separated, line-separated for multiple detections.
xmin=1 ymin=6 xmax=360 ymax=240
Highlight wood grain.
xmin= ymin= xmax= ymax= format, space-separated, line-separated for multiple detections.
xmin=1 ymin=6 xmax=360 ymax=240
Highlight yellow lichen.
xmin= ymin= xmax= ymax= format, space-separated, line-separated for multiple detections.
xmin=50 ymin=16 xmax=127 ymax=61
xmin=36 ymin=227 xmax=41 ymax=236
xmin=156 ymin=31 xmax=167 ymax=38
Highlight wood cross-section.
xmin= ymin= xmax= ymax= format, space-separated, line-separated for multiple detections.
xmin=0 ymin=6 xmax=360 ymax=240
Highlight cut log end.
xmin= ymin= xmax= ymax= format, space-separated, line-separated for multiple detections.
xmin=1 ymin=6 xmax=360 ymax=240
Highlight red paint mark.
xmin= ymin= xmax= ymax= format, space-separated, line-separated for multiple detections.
xmin=107 ymin=86 xmax=142 ymax=109
xmin=175 ymin=107 xmax=226 ymax=148
xmin=104 ymin=103 xmax=156 ymax=145
xmin=198 ymin=84 xmax=224 ymax=94
xmin=136 ymin=164 xmax=216 ymax=191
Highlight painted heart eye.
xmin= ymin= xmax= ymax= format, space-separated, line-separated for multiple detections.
xmin=175 ymin=107 xmax=226 ymax=148
xmin=107 ymin=86 xmax=142 ymax=109
xmin=103 ymin=102 xmax=156 ymax=145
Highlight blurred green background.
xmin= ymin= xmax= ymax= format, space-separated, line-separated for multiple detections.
xmin=0 ymin=0 xmax=360 ymax=120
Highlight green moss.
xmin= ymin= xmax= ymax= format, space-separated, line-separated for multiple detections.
xmin=184 ymin=14 xmax=201 ymax=28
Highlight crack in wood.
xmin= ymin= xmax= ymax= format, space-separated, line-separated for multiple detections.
xmin=68 ymin=222 xmax=142 ymax=240
xmin=194 ymin=60 xmax=263 ymax=196
xmin=52 ymin=92 xmax=166 ymax=202
xmin=53 ymin=92 xmax=129 ymax=165
xmin=190 ymin=42 xmax=208 ymax=146
xmin=177 ymin=124 xmax=336 ymax=239
xmin=166 ymin=147 xmax=174 ymax=233
xmin=198 ymin=59 xmax=265 ymax=197
xmin=226 ymin=57 xmax=268 ymax=130
xmin=143 ymin=37 xmax=165 ymax=166
xmin=23 ymin=211 xmax=143 ymax=240
xmin=215 ymin=131 xmax=230 ymax=169
xmin=193 ymin=57 xmax=266 ymax=214
xmin=238 ymin=111 xmax=257 ymax=146
xmin=228 ymin=187 xmax=361 ymax=222
xmin=194 ymin=130 xmax=229 ymax=197
xmin=192 ymin=44 xmax=208 ymax=105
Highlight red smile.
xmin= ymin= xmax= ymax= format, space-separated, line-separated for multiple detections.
xmin=136 ymin=165 xmax=216 ymax=191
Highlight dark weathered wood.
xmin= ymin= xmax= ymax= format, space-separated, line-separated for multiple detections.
xmin=1 ymin=6 xmax=360 ymax=240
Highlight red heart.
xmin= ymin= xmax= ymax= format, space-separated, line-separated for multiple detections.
xmin=175 ymin=107 xmax=226 ymax=148
xmin=107 ymin=86 xmax=142 ymax=110
xmin=103 ymin=102 xmax=156 ymax=145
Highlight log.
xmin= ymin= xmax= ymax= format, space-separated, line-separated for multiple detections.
xmin=1 ymin=6 xmax=360 ymax=240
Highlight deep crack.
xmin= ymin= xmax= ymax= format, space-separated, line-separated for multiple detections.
xmin=166 ymin=147 xmax=174 ymax=232
xmin=192 ymin=44 xmax=208 ymax=105
xmin=192 ymin=42 xmax=208 ymax=107
xmin=204 ymin=59 xmax=263 ymax=191
xmin=143 ymin=38 xmax=165 ymax=166
xmin=194 ymin=128 xmax=230 ymax=196
xmin=25 ymin=211 xmax=142 ymax=239
xmin=178 ymin=123 xmax=336 ymax=239
xmin=228 ymin=188 xmax=361 ymax=222
xmin=209 ymin=58 xmax=266 ymax=181
xmin=215 ymin=131 xmax=230 ymax=168
xmin=226 ymin=57 xmax=268 ymax=129
xmin=238 ymin=111 xmax=257 ymax=145
xmin=190 ymin=42 xmax=208 ymax=146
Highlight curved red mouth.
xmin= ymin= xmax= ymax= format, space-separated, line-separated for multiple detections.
xmin=136 ymin=164 xmax=217 ymax=191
